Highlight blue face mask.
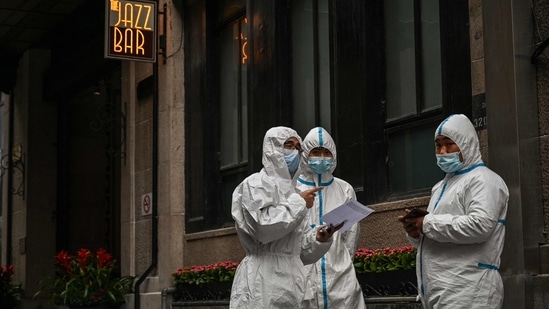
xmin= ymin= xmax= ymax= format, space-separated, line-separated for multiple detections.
xmin=284 ymin=149 xmax=300 ymax=174
xmin=436 ymin=152 xmax=463 ymax=173
xmin=307 ymin=157 xmax=334 ymax=175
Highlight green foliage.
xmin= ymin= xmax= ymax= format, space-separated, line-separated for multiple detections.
xmin=172 ymin=261 xmax=239 ymax=287
xmin=0 ymin=265 xmax=24 ymax=308
xmin=354 ymin=246 xmax=417 ymax=273
xmin=34 ymin=248 xmax=134 ymax=306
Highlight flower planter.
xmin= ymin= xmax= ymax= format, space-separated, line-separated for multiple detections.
xmin=174 ymin=281 xmax=232 ymax=301
xmin=36 ymin=249 xmax=133 ymax=308
xmin=356 ymin=269 xmax=418 ymax=297
xmin=56 ymin=304 xmax=123 ymax=309
xmin=172 ymin=261 xmax=238 ymax=302
xmin=0 ymin=265 xmax=24 ymax=309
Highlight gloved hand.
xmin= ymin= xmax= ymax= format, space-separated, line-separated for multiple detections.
xmin=402 ymin=208 xmax=429 ymax=220
xmin=398 ymin=208 xmax=428 ymax=238
xmin=316 ymin=222 xmax=344 ymax=242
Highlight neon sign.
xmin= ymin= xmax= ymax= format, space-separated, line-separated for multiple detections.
xmin=105 ymin=0 xmax=157 ymax=62
xmin=241 ymin=18 xmax=248 ymax=64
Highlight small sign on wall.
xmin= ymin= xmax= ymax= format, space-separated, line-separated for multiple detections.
xmin=472 ymin=93 xmax=487 ymax=130
xmin=141 ymin=193 xmax=153 ymax=216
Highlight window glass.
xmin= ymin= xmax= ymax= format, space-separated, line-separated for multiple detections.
xmin=387 ymin=122 xmax=442 ymax=194
xmin=318 ymin=0 xmax=330 ymax=129
xmin=385 ymin=0 xmax=443 ymax=195
xmin=241 ymin=36 xmax=248 ymax=162
xmin=220 ymin=17 xmax=248 ymax=168
xmin=292 ymin=0 xmax=331 ymax=135
xmin=292 ymin=0 xmax=315 ymax=135
xmin=219 ymin=15 xmax=248 ymax=227
xmin=421 ymin=0 xmax=442 ymax=111
xmin=385 ymin=0 xmax=416 ymax=121
xmin=220 ymin=24 xmax=239 ymax=168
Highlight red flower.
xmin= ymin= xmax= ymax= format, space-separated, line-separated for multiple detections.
xmin=354 ymin=246 xmax=416 ymax=273
xmin=172 ymin=261 xmax=239 ymax=286
xmin=0 ymin=264 xmax=23 ymax=306
xmin=0 ymin=264 xmax=14 ymax=281
xmin=76 ymin=248 xmax=91 ymax=271
xmin=96 ymin=248 xmax=113 ymax=269
xmin=41 ymin=248 xmax=134 ymax=306
xmin=55 ymin=250 xmax=72 ymax=274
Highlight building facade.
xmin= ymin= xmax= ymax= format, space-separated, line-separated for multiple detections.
xmin=0 ymin=0 xmax=548 ymax=308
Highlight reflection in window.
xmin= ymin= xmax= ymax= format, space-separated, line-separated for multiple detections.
xmin=387 ymin=122 xmax=441 ymax=194
xmin=385 ymin=0 xmax=443 ymax=196
xmin=219 ymin=15 xmax=248 ymax=224
xmin=292 ymin=0 xmax=331 ymax=135
xmin=385 ymin=0 xmax=441 ymax=121
xmin=385 ymin=0 xmax=416 ymax=120
xmin=220 ymin=16 xmax=248 ymax=169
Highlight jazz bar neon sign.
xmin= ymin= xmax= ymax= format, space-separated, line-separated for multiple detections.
xmin=105 ymin=0 xmax=157 ymax=62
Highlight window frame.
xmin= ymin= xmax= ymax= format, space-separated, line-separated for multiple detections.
xmin=183 ymin=0 xmax=472 ymax=232
xmin=384 ymin=0 xmax=472 ymax=199
xmin=183 ymin=0 xmax=294 ymax=233
xmin=331 ymin=0 xmax=471 ymax=203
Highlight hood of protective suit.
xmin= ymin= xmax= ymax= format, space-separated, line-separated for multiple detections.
xmin=434 ymin=114 xmax=483 ymax=169
xmin=262 ymin=126 xmax=303 ymax=180
xmin=301 ymin=127 xmax=337 ymax=175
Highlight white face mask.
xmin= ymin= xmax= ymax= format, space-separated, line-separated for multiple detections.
xmin=436 ymin=152 xmax=463 ymax=173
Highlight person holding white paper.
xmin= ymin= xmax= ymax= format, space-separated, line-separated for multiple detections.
xmin=230 ymin=126 xmax=342 ymax=309
xmin=297 ymin=127 xmax=366 ymax=309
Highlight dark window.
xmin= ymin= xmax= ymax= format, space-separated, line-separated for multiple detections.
xmin=291 ymin=0 xmax=331 ymax=134
xmin=184 ymin=0 xmax=249 ymax=232
xmin=384 ymin=0 xmax=445 ymax=196
xmin=184 ymin=0 xmax=471 ymax=232
xmin=219 ymin=13 xmax=249 ymax=227
xmin=332 ymin=0 xmax=471 ymax=203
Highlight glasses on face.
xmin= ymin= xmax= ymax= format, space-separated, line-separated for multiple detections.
xmin=284 ymin=141 xmax=302 ymax=152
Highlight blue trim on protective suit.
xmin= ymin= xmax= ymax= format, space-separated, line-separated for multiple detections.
xmin=318 ymin=127 xmax=324 ymax=147
xmin=316 ymin=173 xmax=329 ymax=307
xmin=433 ymin=181 xmax=448 ymax=211
xmin=298 ymin=178 xmax=315 ymax=186
xmin=318 ymin=174 xmax=324 ymax=222
xmin=321 ymin=255 xmax=328 ymax=308
xmin=478 ymin=263 xmax=499 ymax=270
xmin=297 ymin=177 xmax=334 ymax=187
xmin=436 ymin=115 xmax=455 ymax=135
xmin=419 ymin=235 xmax=425 ymax=295
xmin=425 ymin=161 xmax=490 ymax=297
xmin=455 ymin=162 xmax=485 ymax=175
xmin=298 ymin=127 xmax=334 ymax=307
xmin=434 ymin=163 xmax=485 ymax=210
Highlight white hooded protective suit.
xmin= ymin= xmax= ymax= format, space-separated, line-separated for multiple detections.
xmin=409 ymin=114 xmax=509 ymax=308
xmin=297 ymin=127 xmax=366 ymax=309
xmin=230 ymin=126 xmax=333 ymax=309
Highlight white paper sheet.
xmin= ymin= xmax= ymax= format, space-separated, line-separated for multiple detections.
xmin=320 ymin=200 xmax=374 ymax=234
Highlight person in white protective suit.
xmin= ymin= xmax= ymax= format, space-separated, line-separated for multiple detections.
xmin=230 ymin=126 xmax=343 ymax=309
xmin=398 ymin=114 xmax=509 ymax=309
xmin=297 ymin=127 xmax=366 ymax=309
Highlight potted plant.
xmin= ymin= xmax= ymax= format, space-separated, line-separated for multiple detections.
xmin=35 ymin=248 xmax=134 ymax=309
xmin=353 ymin=246 xmax=418 ymax=296
xmin=354 ymin=245 xmax=417 ymax=273
xmin=172 ymin=261 xmax=238 ymax=302
xmin=0 ymin=265 xmax=24 ymax=309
